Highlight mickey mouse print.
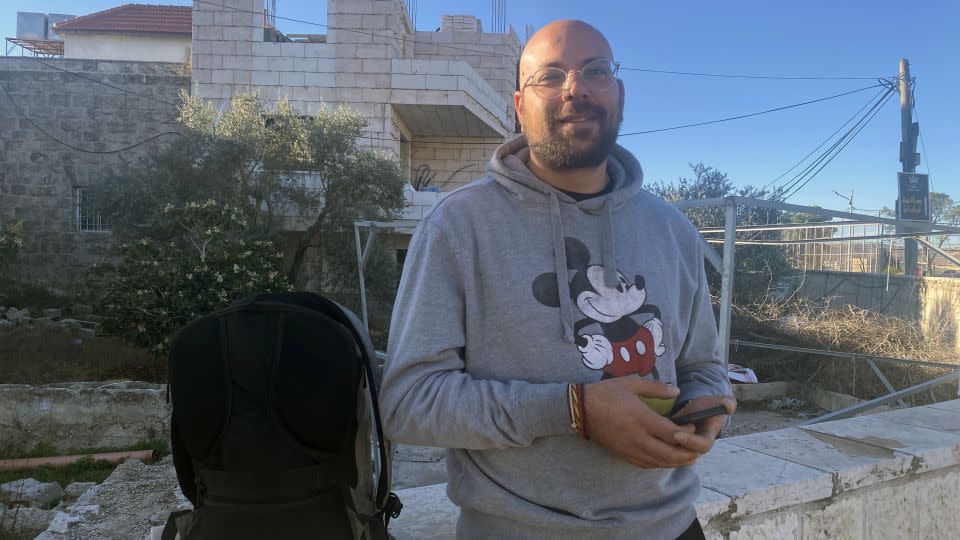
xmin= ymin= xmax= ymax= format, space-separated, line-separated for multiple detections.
xmin=532 ymin=237 xmax=665 ymax=380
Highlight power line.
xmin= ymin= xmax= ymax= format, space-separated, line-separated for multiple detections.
xmin=779 ymin=88 xmax=893 ymax=197
xmin=619 ymin=83 xmax=884 ymax=137
xmin=778 ymin=88 xmax=894 ymax=196
xmin=0 ymin=79 xmax=181 ymax=154
xmin=618 ymin=67 xmax=882 ymax=81
xmin=782 ymin=88 xmax=896 ymax=200
xmin=761 ymin=87 xmax=888 ymax=191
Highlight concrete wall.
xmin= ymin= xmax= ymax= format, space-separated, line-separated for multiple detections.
xmin=389 ymin=400 xmax=960 ymax=539
xmin=410 ymin=137 xmax=501 ymax=191
xmin=0 ymin=382 xmax=169 ymax=453
xmin=0 ymin=58 xmax=189 ymax=285
xmin=411 ymin=28 xmax=520 ymax=126
xmin=63 ymin=34 xmax=192 ymax=63
xmin=787 ymin=270 xmax=960 ymax=353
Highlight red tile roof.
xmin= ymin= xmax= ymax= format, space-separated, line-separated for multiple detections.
xmin=53 ymin=4 xmax=192 ymax=36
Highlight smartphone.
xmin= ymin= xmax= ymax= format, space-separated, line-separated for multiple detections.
xmin=671 ymin=405 xmax=728 ymax=426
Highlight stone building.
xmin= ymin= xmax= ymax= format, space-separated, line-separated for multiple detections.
xmin=1 ymin=0 xmax=520 ymax=284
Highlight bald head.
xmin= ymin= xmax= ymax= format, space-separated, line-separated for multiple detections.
xmin=520 ymin=20 xmax=613 ymax=84
xmin=514 ymin=19 xmax=623 ymax=174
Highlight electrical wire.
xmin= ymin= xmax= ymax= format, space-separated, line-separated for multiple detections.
xmin=761 ymin=87 xmax=888 ymax=191
xmin=778 ymin=87 xmax=894 ymax=197
xmin=782 ymin=88 xmax=896 ymax=200
xmin=619 ymin=83 xmax=883 ymax=137
xmin=0 ymin=79 xmax=181 ymax=154
xmin=774 ymin=88 xmax=892 ymax=195
xmin=618 ymin=67 xmax=881 ymax=81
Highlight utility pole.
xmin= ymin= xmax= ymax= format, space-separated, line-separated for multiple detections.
xmin=898 ymin=58 xmax=919 ymax=277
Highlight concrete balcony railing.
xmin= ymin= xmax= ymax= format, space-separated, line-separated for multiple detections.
xmin=388 ymin=399 xmax=960 ymax=539
xmin=390 ymin=59 xmax=513 ymax=139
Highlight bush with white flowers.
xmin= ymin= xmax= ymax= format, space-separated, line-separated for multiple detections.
xmin=89 ymin=201 xmax=292 ymax=355
xmin=0 ymin=220 xmax=24 ymax=275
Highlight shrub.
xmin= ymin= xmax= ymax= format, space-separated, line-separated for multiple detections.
xmin=88 ymin=201 xmax=293 ymax=355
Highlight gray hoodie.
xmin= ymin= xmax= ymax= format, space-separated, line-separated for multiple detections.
xmin=381 ymin=135 xmax=730 ymax=539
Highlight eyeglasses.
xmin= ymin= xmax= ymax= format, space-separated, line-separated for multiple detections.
xmin=521 ymin=59 xmax=620 ymax=100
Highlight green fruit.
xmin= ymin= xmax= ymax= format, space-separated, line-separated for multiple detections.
xmin=641 ymin=396 xmax=677 ymax=416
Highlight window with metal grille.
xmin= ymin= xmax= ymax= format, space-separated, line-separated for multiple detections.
xmin=73 ymin=187 xmax=110 ymax=232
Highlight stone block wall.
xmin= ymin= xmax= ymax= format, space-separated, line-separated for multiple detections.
xmin=410 ymin=137 xmax=502 ymax=191
xmin=412 ymin=28 xmax=520 ymax=126
xmin=0 ymin=58 xmax=188 ymax=285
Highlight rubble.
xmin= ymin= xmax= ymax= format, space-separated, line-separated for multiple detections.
xmin=36 ymin=457 xmax=191 ymax=540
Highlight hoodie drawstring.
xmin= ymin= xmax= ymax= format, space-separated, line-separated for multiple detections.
xmin=549 ymin=192 xmax=576 ymax=343
xmin=601 ymin=199 xmax=617 ymax=287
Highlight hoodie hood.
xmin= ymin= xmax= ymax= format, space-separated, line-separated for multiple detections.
xmin=486 ymin=134 xmax=645 ymax=343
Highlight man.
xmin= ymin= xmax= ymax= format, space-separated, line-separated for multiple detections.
xmin=381 ymin=19 xmax=735 ymax=540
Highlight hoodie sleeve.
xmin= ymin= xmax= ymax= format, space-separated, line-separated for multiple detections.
xmin=675 ymin=238 xmax=732 ymax=404
xmin=380 ymin=221 xmax=571 ymax=450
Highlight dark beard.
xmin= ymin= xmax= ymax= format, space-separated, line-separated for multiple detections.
xmin=528 ymin=102 xmax=621 ymax=170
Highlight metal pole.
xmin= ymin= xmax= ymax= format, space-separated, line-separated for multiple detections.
xmin=899 ymin=58 xmax=919 ymax=277
xmin=718 ymin=197 xmax=736 ymax=368
xmin=799 ymin=369 xmax=959 ymax=426
xmin=354 ymin=224 xmax=370 ymax=330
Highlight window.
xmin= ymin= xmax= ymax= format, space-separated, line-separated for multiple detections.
xmin=73 ymin=187 xmax=110 ymax=232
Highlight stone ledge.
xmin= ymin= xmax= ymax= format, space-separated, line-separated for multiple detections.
xmin=388 ymin=400 xmax=960 ymax=539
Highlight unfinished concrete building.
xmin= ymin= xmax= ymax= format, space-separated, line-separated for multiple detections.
xmin=192 ymin=0 xmax=521 ymax=193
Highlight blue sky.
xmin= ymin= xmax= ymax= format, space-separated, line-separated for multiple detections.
xmin=3 ymin=1 xmax=958 ymax=213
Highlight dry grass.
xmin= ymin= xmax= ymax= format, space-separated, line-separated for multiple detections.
xmin=734 ymin=297 xmax=956 ymax=364
xmin=0 ymin=327 xmax=163 ymax=385
xmin=731 ymin=298 xmax=958 ymax=404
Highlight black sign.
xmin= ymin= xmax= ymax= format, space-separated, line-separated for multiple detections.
xmin=897 ymin=172 xmax=930 ymax=222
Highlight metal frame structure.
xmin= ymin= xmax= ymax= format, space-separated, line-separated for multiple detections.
xmin=355 ymin=195 xmax=960 ymax=424
xmin=5 ymin=38 xmax=64 ymax=57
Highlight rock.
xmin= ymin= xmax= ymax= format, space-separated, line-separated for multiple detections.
xmin=17 ymin=315 xmax=34 ymax=326
xmin=0 ymin=305 xmax=6 ymax=314
xmin=42 ymin=308 xmax=62 ymax=319
xmin=56 ymin=318 xmax=82 ymax=330
xmin=62 ymin=483 xmax=96 ymax=504
xmin=0 ymin=478 xmax=65 ymax=508
xmin=34 ymin=317 xmax=55 ymax=328
xmin=70 ymin=304 xmax=94 ymax=316
xmin=0 ymin=503 xmax=57 ymax=536
xmin=0 ymin=319 xmax=13 ymax=329
xmin=78 ymin=328 xmax=96 ymax=339
xmin=4 ymin=306 xmax=26 ymax=323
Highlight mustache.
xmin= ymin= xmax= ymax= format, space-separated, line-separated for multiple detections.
xmin=547 ymin=103 xmax=607 ymax=124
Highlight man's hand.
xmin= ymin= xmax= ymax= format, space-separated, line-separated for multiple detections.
xmin=670 ymin=395 xmax=737 ymax=455
xmin=583 ymin=376 xmax=701 ymax=469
